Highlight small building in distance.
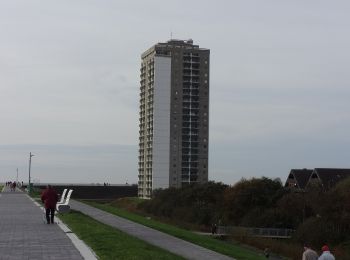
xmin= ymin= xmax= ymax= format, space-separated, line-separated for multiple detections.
xmin=285 ymin=168 xmax=313 ymax=189
xmin=308 ymin=168 xmax=350 ymax=189
xmin=285 ymin=168 xmax=350 ymax=190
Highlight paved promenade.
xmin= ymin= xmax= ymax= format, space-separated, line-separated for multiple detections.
xmin=71 ymin=200 xmax=234 ymax=260
xmin=0 ymin=187 xmax=84 ymax=260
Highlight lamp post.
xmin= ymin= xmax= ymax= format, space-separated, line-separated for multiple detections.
xmin=28 ymin=152 xmax=34 ymax=193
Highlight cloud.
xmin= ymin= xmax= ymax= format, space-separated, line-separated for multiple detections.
xmin=1 ymin=0 xmax=350 ymax=184
xmin=0 ymin=144 xmax=137 ymax=184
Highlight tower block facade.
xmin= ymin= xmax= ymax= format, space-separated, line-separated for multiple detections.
xmin=138 ymin=39 xmax=210 ymax=198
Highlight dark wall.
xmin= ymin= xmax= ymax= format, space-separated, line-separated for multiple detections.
xmin=32 ymin=185 xmax=138 ymax=200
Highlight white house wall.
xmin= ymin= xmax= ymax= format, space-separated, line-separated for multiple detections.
xmin=152 ymin=56 xmax=171 ymax=190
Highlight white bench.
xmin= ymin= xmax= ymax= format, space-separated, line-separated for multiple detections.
xmin=58 ymin=189 xmax=67 ymax=204
xmin=56 ymin=189 xmax=73 ymax=213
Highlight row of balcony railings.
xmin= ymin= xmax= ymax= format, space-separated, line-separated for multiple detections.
xmin=182 ymin=144 xmax=199 ymax=150
xmin=182 ymin=149 xmax=199 ymax=154
xmin=182 ymin=134 xmax=199 ymax=138
xmin=183 ymin=106 xmax=200 ymax=111
xmin=183 ymin=81 xmax=199 ymax=85
xmin=182 ymin=161 xmax=199 ymax=164
xmin=182 ymin=163 xmax=198 ymax=168
xmin=183 ymin=73 xmax=200 ymax=77
xmin=183 ymin=53 xmax=199 ymax=57
xmin=183 ymin=73 xmax=199 ymax=76
xmin=183 ymin=110 xmax=200 ymax=115
xmin=183 ymin=79 xmax=200 ymax=83
xmin=182 ymin=154 xmax=200 ymax=160
xmin=182 ymin=114 xmax=199 ymax=120
xmin=183 ymin=88 xmax=199 ymax=93
xmin=183 ymin=86 xmax=199 ymax=91
xmin=182 ymin=141 xmax=199 ymax=147
xmin=183 ymin=117 xmax=199 ymax=122
xmin=182 ymin=121 xmax=199 ymax=125
xmin=183 ymin=62 xmax=200 ymax=67
xmin=183 ymin=88 xmax=199 ymax=92
xmin=183 ymin=95 xmax=200 ymax=100
xmin=183 ymin=140 xmax=200 ymax=146
xmin=183 ymin=69 xmax=200 ymax=73
xmin=181 ymin=175 xmax=199 ymax=181
xmin=182 ymin=131 xmax=199 ymax=135
xmin=183 ymin=93 xmax=199 ymax=97
xmin=183 ymin=58 xmax=200 ymax=62
xmin=182 ymin=126 xmax=199 ymax=130
xmin=182 ymin=152 xmax=199 ymax=157
xmin=183 ymin=98 xmax=199 ymax=103
xmin=182 ymin=117 xmax=199 ymax=122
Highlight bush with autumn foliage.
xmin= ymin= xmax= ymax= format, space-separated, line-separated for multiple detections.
xmin=138 ymin=176 xmax=350 ymax=257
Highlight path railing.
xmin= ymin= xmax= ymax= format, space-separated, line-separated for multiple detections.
xmin=217 ymin=226 xmax=294 ymax=239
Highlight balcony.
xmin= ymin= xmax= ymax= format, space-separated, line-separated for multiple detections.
xmin=182 ymin=148 xmax=199 ymax=154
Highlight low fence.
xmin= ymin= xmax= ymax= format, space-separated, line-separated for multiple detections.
xmin=217 ymin=226 xmax=294 ymax=239
xmin=26 ymin=184 xmax=138 ymax=200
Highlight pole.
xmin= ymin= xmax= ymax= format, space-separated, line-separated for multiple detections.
xmin=29 ymin=152 xmax=34 ymax=193
xmin=16 ymin=168 xmax=18 ymax=182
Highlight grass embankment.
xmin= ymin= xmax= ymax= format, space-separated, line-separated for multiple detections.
xmin=59 ymin=210 xmax=184 ymax=260
xmin=85 ymin=201 xmax=265 ymax=260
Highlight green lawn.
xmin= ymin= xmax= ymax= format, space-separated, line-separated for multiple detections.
xmin=85 ymin=201 xmax=265 ymax=260
xmin=59 ymin=210 xmax=184 ymax=260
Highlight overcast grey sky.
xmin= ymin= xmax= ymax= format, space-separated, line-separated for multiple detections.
xmin=1 ymin=0 xmax=350 ymax=184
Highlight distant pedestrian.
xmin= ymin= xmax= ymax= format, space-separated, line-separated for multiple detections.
xmin=11 ymin=182 xmax=16 ymax=191
xmin=318 ymin=245 xmax=335 ymax=260
xmin=41 ymin=185 xmax=59 ymax=224
xmin=264 ymin=247 xmax=270 ymax=258
xmin=211 ymin=223 xmax=217 ymax=235
xmin=303 ymin=243 xmax=318 ymax=260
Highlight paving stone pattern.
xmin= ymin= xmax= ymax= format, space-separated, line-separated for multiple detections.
xmin=0 ymin=188 xmax=83 ymax=260
xmin=71 ymin=200 xmax=234 ymax=260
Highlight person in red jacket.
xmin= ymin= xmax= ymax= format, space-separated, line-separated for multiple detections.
xmin=41 ymin=185 xmax=59 ymax=224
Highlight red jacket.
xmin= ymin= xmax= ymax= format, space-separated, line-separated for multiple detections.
xmin=41 ymin=187 xmax=59 ymax=209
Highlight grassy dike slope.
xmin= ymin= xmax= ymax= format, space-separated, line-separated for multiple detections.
xmin=85 ymin=201 xmax=265 ymax=260
xmin=59 ymin=210 xmax=184 ymax=260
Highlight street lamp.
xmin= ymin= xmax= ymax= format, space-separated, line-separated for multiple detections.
xmin=28 ymin=152 xmax=34 ymax=193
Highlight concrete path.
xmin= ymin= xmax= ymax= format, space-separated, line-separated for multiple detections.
xmin=0 ymin=187 xmax=84 ymax=260
xmin=71 ymin=200 xmax=234 ymax=260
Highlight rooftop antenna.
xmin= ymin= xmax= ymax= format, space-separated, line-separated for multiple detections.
xmin=170 ymin=31 xmax=173 ymax=40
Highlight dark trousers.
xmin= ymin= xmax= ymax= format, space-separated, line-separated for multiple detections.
xmin=46 ymin=208 xmax=55 ymax=224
